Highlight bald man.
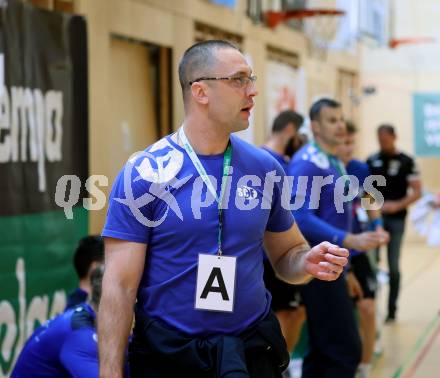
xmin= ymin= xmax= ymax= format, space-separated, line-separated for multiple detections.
xmin=99 ymin=40 xmax=349 ymax=378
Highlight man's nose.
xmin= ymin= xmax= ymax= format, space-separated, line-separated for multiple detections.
xmin=247 ymin=81 xmax=258 ymax=97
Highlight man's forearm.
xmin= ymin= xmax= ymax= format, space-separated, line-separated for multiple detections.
xmin=98 ymin=283 xmax=136 ymax=378
xmin=273 ymin=243 xmax=312 ymax=284
xmin=397 ymin=191 xmax=422 ymax=210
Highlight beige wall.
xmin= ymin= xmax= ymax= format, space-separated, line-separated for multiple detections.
xmin=359 ymin=0 xmax=440 ymax=192
xmin=359 ymin=70 xmax=440 ymax=240
xmin=359 ymin=0 xmax=440 ymax=240
xmin=74 ymin=0 xmax=360 ymax=233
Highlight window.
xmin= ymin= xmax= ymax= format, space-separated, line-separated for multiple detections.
xmin=194 ymin=22 xmax=243 ymax=48
xmin=358 ymin=0 xmax=390 ymax=46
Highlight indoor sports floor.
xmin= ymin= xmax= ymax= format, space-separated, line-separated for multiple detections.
xmin=371 ymin=237 xmax=440 ymax=378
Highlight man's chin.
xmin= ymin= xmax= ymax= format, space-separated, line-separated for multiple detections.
xmin=330 ymin=139 xmax=343 ymax=147
xmin=232 ymin=121 xmax=249 ymax=133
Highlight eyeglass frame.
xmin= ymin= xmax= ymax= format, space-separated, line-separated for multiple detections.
xmin=188 ymin=75 xmax=257 ymax=88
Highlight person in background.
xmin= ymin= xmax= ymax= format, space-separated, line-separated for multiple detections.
xmin=338 ymin=121 xmax=389 ymax=378
xmin=262 ymin=110 xmax=304 ymax=169
xmin=286 ymin=132 xmax=308 ymax=158
xmin=99 ymin=40 xmax=349 ymax=378
xmin=261 ymin=110 xmax=306 ymax=376
xmin=367 ymin=125 xmax=422 ymax=322
xmin=65 ymin=235 xmax=104 ymax=311
xmin=12 ymin=266 xmax=104 ymax=378
xmin=288 ymin=98 xmax=386 ymax=378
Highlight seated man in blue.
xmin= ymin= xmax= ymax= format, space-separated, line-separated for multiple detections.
xmin=65 ymin=235 xmax=104 ymax=310
xmin=99 ymin=40 xmax=350 ymax=378
xmin=12 ymin=267 xmax=103 ymax=378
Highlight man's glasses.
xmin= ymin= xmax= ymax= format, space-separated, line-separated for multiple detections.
xmin=189 ymin=75 xmax=257 ymax=88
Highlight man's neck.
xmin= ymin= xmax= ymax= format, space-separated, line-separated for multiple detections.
xmin=78 ymin=279 xmax=91 ymax=295
xmin=382 ymin=147 xmax=398 ymax=156
xmin=264 ymin=137 xmax=285 ymax=156
xmin=181 ymin=116 xmax=230 ymax=155
xmin=341 ymin=157 xmax=350 ymax=166
xmin=314 ymin=137 xmax=338 ymax=156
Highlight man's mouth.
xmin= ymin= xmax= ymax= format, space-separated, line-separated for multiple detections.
xmin=240 ymin=104 xmax=254 ymax=114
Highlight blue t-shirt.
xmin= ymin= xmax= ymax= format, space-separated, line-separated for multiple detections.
xmin=347 ymin=159 xmax=371 ymax=257
xmin=260 ymin=146 xmax=289 ymax=172
xmin=287 ymin=143 xmax=351 ymax=247
xmin=260 ymin=146 xmax=289 ymax=261
xmin=12 ymin=304 xmax=98 ymax=378
xmin=102 ymin=134 xmax=294 ymax=337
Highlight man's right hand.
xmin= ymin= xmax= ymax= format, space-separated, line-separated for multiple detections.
xmin=343 ymin=231 xmax=386 ymax=251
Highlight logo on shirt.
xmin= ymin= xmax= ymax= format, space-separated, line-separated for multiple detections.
xmin=302 ymin=146 xmax=330 ymax=170
xmin=136 ymin=139 xmax=184 ymax=183
xmin=388 ymin=160 xmax=401 ymax=176
xmin=115 ymin=141 xmax=192 ymax=227
xmin=236 ymin=185 xmax=258 ymax=200
xmin=371 ymin=159 xmax=383 ymax=168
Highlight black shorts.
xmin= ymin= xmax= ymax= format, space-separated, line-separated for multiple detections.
xmin=351 ymin=253 xmax=377 ymax=299
xmin=263 ymin=258 xmax=302 ymax=311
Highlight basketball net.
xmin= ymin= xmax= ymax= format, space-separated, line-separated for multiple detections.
xmin=303 ymin=14 xmax=342 ymax=59
xmin=264 ymin=9 xmax=345 ymax=59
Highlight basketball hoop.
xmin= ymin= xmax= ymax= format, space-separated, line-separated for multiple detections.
xmin=389 ymin=37 xmax=436 ymax=49
xmin=264 ymin=9 xmax=345 ymax=59
xmin=265 ymin=9 xmax=344 ymax=29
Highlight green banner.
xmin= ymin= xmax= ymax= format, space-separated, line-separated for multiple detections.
xmin=0 ymin=208 xmax=88 ymax=375
xmin=413 ymin=93 xmax=440 ymax=157
xmin=0 ymin=2 xmax=88 ymax=376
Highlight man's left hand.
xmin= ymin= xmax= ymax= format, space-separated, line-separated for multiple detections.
xmin=304 ymin=242 xmax=349 ymax=281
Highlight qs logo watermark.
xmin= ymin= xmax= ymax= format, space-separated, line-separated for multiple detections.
xmin=54 ymin=139 xmax=386 ymax=223
xmin=54 ymin=169 xmax=386 ymax=225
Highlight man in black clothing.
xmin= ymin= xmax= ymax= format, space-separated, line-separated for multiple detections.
xmin=367 ymin=125 xmax=422 ymax=322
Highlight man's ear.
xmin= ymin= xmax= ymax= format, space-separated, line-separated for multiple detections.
xmin=190 ymin=82 xmax=209 ymax=105
xmin=87 ymin=261 xmax=102 ymax=278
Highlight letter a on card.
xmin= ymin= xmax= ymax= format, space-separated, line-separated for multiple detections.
xmin=195 ymin=254 xmax=236 ymax=312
